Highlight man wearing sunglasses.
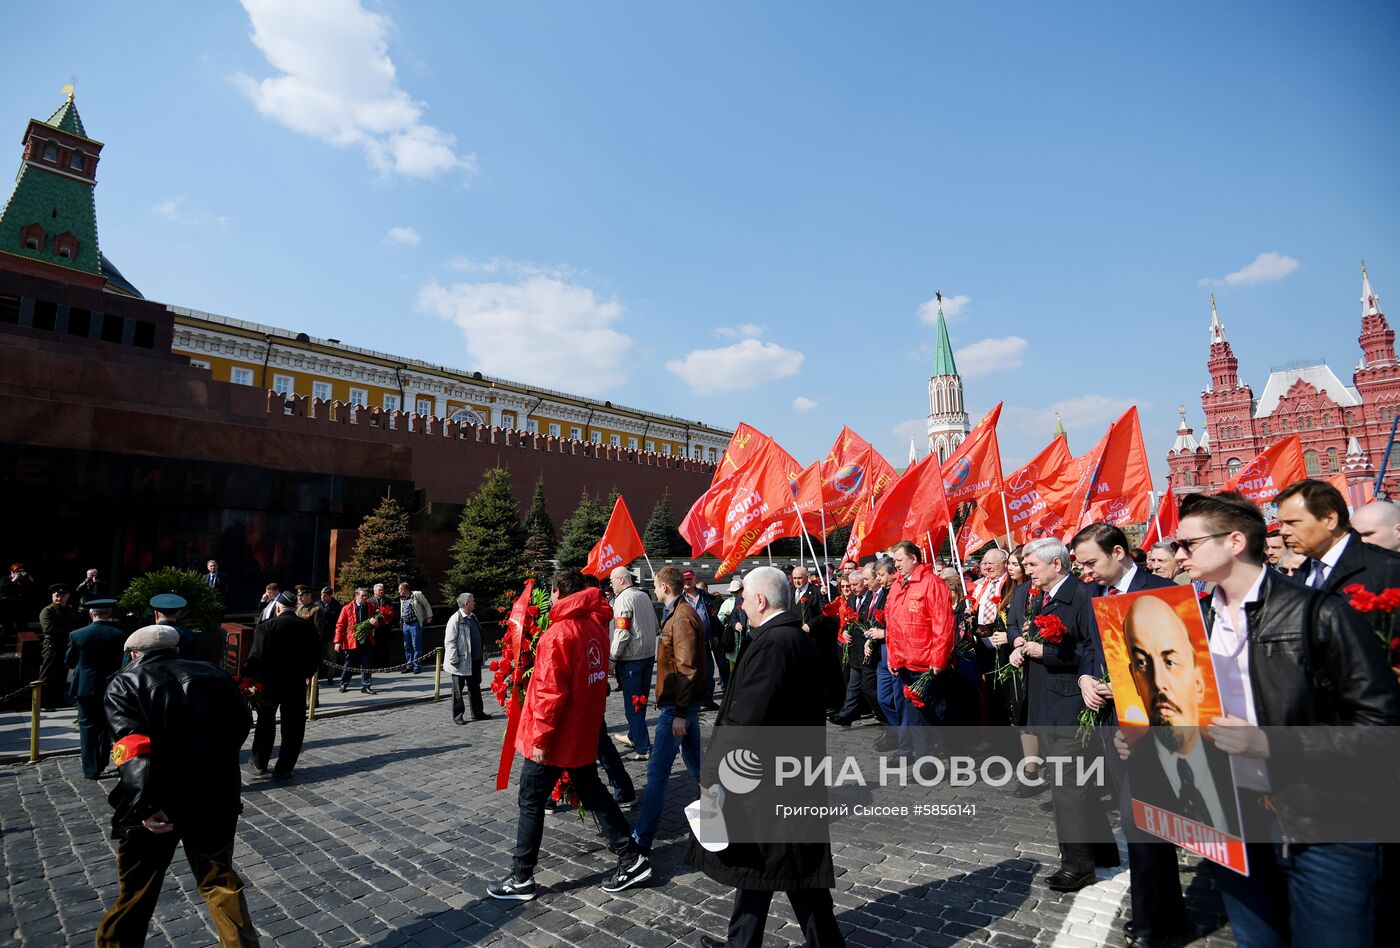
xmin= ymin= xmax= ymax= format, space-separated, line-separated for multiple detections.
xmin=1169 ymin=491 xmax=1400 ymax=948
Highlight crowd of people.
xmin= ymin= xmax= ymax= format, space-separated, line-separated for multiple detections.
xmin=13 ymin=479 xmax=1400 ymax=947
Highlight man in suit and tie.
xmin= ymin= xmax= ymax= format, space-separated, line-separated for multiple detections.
xmin=1071 ymin=523 xmax=1187 ymax=948
xmin=1277 ymin=478 xmax=1400 ymax=595
xmin=204 ymin=559 xmax=228 ymax=600
xmin=1009 ymin=538 xmax=1117 ymax=891
xmin=829 ymin=568 xmax=875 ymax=726
xmin=1120 ymin=594 xmax=1240 ymax=838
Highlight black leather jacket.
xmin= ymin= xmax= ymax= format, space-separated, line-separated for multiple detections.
xmin=1203 ymin=568 xmax=1400 ymax=840
xmin=104 ymin=650 xmax=251 ymax=839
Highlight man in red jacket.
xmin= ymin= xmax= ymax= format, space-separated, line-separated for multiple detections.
xmin=488 ymin=568 xmax=651 ymax=902
xmin=884 ymin=540 xmax=955 ymax=759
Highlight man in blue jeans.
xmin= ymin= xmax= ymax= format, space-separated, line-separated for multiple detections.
xmin=632 ymin=566 xmax=707 ymax=854
xmin=397 ymin=582 xmax=433 ymax=674
xmin=609 ymin=566 xmax=658 ymax=761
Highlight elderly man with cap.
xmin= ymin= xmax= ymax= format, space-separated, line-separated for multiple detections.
xmin=245 ymin=591 xmax=321 ymax=779
xmin=38 ymin=582 xmax=84 ymax=709
xmin=609 ymin=566 xmax=658 ymax=756
xmin=65 ymin=598 xmax=126 ymax=779
xmin=150 ymin=593 xmax=203 ymax=663
xmin=97 ymin=624 xmax=259 ymax=946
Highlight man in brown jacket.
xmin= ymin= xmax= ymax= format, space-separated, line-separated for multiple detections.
xmin=630 ymin=566 xmax=708 ymax=855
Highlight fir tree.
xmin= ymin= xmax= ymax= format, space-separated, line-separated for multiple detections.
xmin=642 ymin=489 xmax=685 ymax=557
xmin=556 ymin=489 xmax=611 ymax=569
xmin=336 ymin=495 xmax=423 ymax=602
xmin=521 ymin=475 xmax=558 ymax=579
xmin=441 ymin=467 xmax=525 ymax=609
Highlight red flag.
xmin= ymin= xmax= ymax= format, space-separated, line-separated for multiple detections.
xmin=941 ymin=403 xmax=1005 ymax=506
xmin=680 ymin=423 xmax=783 ymax=555
xmin=1221 ymin=435 xmax=1306 ymax=505
xmin=1326 ymin=473 xmax=1375 ymax=511
xmin=1001 ymin=433 xmax=1073 ymax=543
xmin=1141 ymin=486 xmax=1179 ymax=549
xmin=856 ymin=453 xmax=954 ymax=559
xmin=819 ymin=427 xmax=898 ymax=528
xmin=583 ymin=496 xmax=645 ymax=578
xmin=1080 ymin=492 xmax=1153 ymax=530
xmin=495 ymin=580 xmax=535 ymax=790
xmin=956 ymin=504 xmax=999 ymax=559
xmin=1040 ymin=407 xmax=1152 ymax=533
xmin=714 ymin=438 xmax=808 ymax=576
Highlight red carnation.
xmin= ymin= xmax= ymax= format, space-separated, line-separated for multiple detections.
xmin=1034 ymin=614 xmax=1067 ymax=645
xmin=872 ymin=609 xmax=886 ymax=624
xmin=1350 ymin=589 xmax=1378 ymax=614
xmin=902 ymin=684 xmax=925 ymax=709
xmin=1377 ymin=588 xmax=1400 ymax=613
xmin=989 ymin=595 xmax=1001 ymax=606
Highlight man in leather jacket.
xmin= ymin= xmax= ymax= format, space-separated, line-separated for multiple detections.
xmin=1161 ymin=491 xmax=1400 ymax=948
xmin=96 ymin=625 xmax=259 ymax=947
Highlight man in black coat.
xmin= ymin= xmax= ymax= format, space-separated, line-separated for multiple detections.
xmin=688 ymin=566 xmax=844 ymax=948
xmin=244 ymin=592 xmax=322 ymax=778
xmin=97 ymin=624 xmax=258 ymax=946
xmin=38 ymin=583 xmax=84 ymax=709
xmin=1276 ymin=478 xmax=1400 ymax=594
xmin=64 ymin=598 xmax=126 ymax=779
xmin=1071 ymin=523 xmax=1186 ymax=946
xmin=1009 ymin=538 xmax=1117 ymax=892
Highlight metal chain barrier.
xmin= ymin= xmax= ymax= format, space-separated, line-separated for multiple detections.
xmin=317 ymin=646 xmax=445 ymax=676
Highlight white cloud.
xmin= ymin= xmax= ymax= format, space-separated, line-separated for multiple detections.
xmin=665 ymin=339 xmax=805 ymax=396
xmin=917 ymin=293 xmax=972 ymax=324
xmin=1198 ymin=251 xmax=1301 ymax=287
xmin=446 ymin=257 xmax=578 ymax=280
xmin=715 ymin=323 xmax=765 ymax=339
xmin=153 ymin=198 xmax=181 ymax=221
xmin=1017 ymin=394 xmax=1143 ymax=436
xmin=384 ymin=226 xmax=421 ymax=246
xmin=152 ymin=195 xmax=229 ymax=227
xmin=793 ymin=396 xmax=819 ymax=413
xmin=954 ymin=336 xmax=1029 ymax=379
xmin=234 ymin=0 xmax=475 ymax=179
xmin=418 ymin=275 xmax=631 ymax=396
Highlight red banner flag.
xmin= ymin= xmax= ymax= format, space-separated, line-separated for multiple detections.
xmin=495 ymin=580 xmax=535 ymax=791
xmin=583 ymin=496 xmax=645 ymax=578
xmin=679 ymin=423 xmax=782 ymax=556
xmin=1000 ymin=433 xmax=1073 ymax=543
xmin=1141 ymin=486 xmax=1179 ymax=549
xmin=714 ymin=437 xmax=808 ymax=575
xmin=1326 ymin=473 xmax=1375 ymax=511
xmin=819 ymin=427 xmax=899 ymax=528
xmin=856 ymin=452 xmax=954 ymax=559
xmin=941 ymin=403 xmax=1005 ymax=506
xmin=1040 ymin=407 xmax=1152 ymax=533
xmin=956 ymin=504 xmax=1000 ymax=559
xmin=1221 ymin=435 xmax=1306 ymax=505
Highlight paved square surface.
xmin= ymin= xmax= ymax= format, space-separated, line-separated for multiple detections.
xmin=0 ymin=696 xmax=1236 ymax=946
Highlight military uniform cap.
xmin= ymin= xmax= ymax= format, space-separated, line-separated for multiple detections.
xmin=124 ymin=625 xmax=180 ymax=651
xmin=149 ymin=593 xmax=188 ymax=611
xmin=85 ymin=598 xmax=118 ymax=609
xmin=294 ymin=584 xmax=313 ymax=594
xmin=49 ymin=583 xmax=71 ymax=595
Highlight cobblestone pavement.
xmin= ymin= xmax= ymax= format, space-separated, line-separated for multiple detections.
xmin=0 ymin=698 xmax=1235 ymax=947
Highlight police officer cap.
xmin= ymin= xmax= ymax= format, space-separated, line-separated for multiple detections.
xmin=276 ymin=591 xmax=298 ymax=607
xmin=149 ymin=593 xmax=187 ymax=611
xmin=124 ymin=624 xmax=180 ymax=652
xmin=85 ymin=598 xmax=118 ymax=609
xmin=294 ymin=584 xmax=313 ymax=594
xmin=49 ymin=583 xmax=71 ymax=595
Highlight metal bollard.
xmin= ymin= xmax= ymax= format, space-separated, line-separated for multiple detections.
xmin=308 ymin=675 xmax=318 ymax=721
xmin=28 ymin=680 xmax=42 ymax=763
xmin=434 ymin=648 xmax=442 ymax=700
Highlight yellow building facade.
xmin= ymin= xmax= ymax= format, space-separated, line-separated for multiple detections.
xmin=169 ymin=306 xmax=732 ymax=460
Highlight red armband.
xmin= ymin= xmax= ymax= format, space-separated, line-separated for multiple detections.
xmin=615 ymin=616 xmax=631 ymax=631
xmin=111 ymin=734 xmax=152 ymax=767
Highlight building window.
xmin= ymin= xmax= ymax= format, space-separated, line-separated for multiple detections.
xmin=383 ymin=394 xmax=401 ymax=412
xmin=662 ymin=444 xmax=672 ymax=456
xmin=500 ymin=412 xmax=516 ymax=429
xmin=525 ymin=419 xmax=539 ymax=434
xmin=272 ymin=374 xmax=295 ymax=395
xmin=1304 ymin=450 xmax=1320 ymax=476
xmin=1279 ymin=418 xmax=1288 ymax=433
xmin=570 ymin=426 xmax=582 ymax=440
xmin=1226 ymin=457 xmax=1242 ymax=477
xmin=1184 ymin=472 xmax=1195 ymax=487
xmin=609 ymin=434 xmax=621 ymax=447
xmin=591 ymin=431 xmax=603 ymax=444
xmin=231 ymin=367 xmax=254 ymax=386
xmin=692 ymin=445 xmax=702 ymax=459
xmin=708 ymin=447 xmax=717 ymax=462
xmin=189 ymin=359 xmax=210 ymax=370
xmin=548 ymin=423 xmax=561 ymax=437
xmin=1327 ymin=448 xmax=1340 ymax=473
xmin=645 ymin=439 xmax=656 ymax=452
xmin=1345 ymin=411 xmax=1356 ymax=427
xmin=1260 ymin=421 xmax=1270 ymax=437
xmin=627 ymin=437 xmax=638 ymax=450
xmin=349 ymin=388 xmax=368 ymax=407
xmin=42 ymin=142 xmax=57 ymax=161
xmin=70 ymin=150 xmax=84 ymax=171
xmin=451 ymin=407 xmax=485 ymax=426
xmin=414 ymin=398 xmax=431 ymax=416
xmin=313 ymin=381 xmax=332 ymax=401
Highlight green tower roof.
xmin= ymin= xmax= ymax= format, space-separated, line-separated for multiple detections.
xmin=931 ymin=297 xmax=958 ymax=378
xmin=44 ymin=96 xmax=88 ymax=139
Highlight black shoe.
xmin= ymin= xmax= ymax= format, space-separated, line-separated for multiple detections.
xmin=828 ymin=714 xmax=852 ymax=727
xmin=1015 ymin=776 xmax=1047 ymax=798
xmin=473 ymin=713 xmax=495 ymax=721
xmin=700 ymin=702 xmax=720 ymax=712
xmin=1045 ymin=868 xmax=1097 ymax=892
xmin=487 ymin=874 xmax=537 ymax=901
xmin=699 ymin=936 xmax=727 ymax=948
xmin=873 ymin=732 xmax=898 ymax=752
xmin=361 ymin=686 xmax=376 ymax=695
xmin=339 ymin=684 xmax=349 ymax=693
xmin=453 ymin=716 xmax=466 ymax=725
xmin=601 ymin=853 xmax=652 ymax=892
xmin=613 ymin=793 xmax=637 ymax=806
xmin=542 ymin=799 xmax=565 ymax=815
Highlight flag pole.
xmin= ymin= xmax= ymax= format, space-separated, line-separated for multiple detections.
xmin=935 ymin=529 xmax=970 ymax=598
xmin=819 ymin=508 xmax=831 ymax=577
xmin=803 ymin=530 xmax=830 ymax=597
xmin=998 ymin=489 xmax=1013 ymax=547
xmin=642 ymin=553 xmax=657 ymax=580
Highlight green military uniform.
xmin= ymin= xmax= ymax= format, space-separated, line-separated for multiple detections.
xmin=38 ymin=585 xmax=84 ymax=708
xmin=65 ymin=601 xmax=126 ymax=779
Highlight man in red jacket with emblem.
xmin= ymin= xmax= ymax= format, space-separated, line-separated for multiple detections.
xmin=884 ymin=540 xmax=955 ymax=759
xmin=488 ymin=568 xmax=651 ymax=901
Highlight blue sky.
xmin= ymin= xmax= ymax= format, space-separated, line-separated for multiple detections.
xmin=5 ymin=1 xmax=1398 ymax=481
